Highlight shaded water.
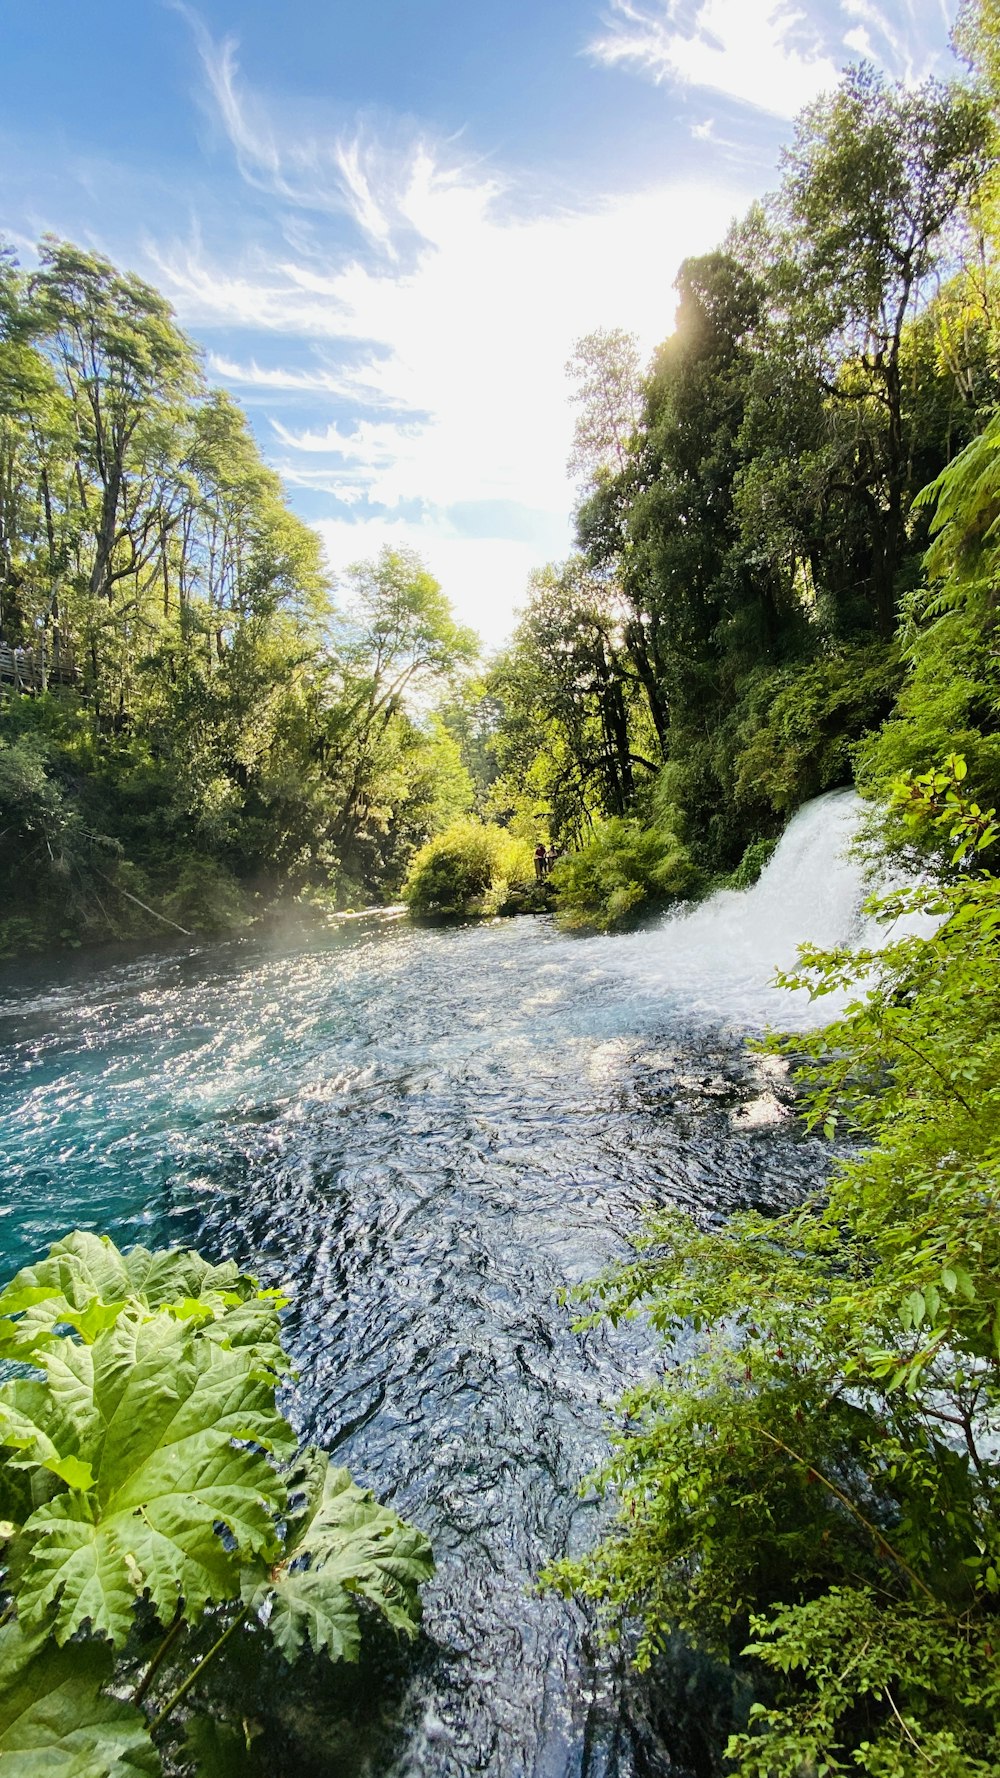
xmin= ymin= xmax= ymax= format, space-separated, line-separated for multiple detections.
xmin=0 ymin=792 xmax=872 ymax=1775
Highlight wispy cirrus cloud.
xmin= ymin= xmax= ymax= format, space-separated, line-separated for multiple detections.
xmin=586 ymin=0 xmax=841 ymax=117
xmin=207 ymin=355 xmax=401 ymax=406
xmin=586 ymin=0 xmax=958 ymax=118
xmin=169 ymin=0 xmax=408 ymax=250
xmin=841 ymin=0 xmax=955 ymax=80
xmin=152 ymin=10 xmax=747 ymax=639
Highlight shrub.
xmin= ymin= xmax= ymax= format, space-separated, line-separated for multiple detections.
xmin=160 ymin=856 xmax=251 ymax=934
xmin=551 ymin=818 xmax=702 ymax=931
xmin=730 ymin=834 xmax=778 ymax=890
xmin=726 ymin=646 xmax=901 ymax=822
xmin=402 ymin=819 xmax=534 ymax=920
xmin=0 ymin=1231 xmax=433 ymax=1774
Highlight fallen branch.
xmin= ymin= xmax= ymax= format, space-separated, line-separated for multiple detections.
xmin=94 ymin=867 xmax=193 ymax=937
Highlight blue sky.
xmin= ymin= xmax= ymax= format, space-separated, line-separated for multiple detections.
xmin=1 ymin=0 xmax=961 ymax=646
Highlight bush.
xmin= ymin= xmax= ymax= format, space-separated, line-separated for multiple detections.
xmin=550 ymin=817 xmax=702 ymax=931
xmin=160 ymin=856 xmax=251 ymax=934
xmin=402 ymin=819 xmax=535 ymax=920
xmin=726 ymin=647 xmax=901 ymax=823
xmin=730 ymin=834 xmax=778 ymax=890
xmin=0 ymin=732 xmax=123 ymax=953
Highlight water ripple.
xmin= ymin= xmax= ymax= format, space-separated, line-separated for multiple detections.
xmin=0 ymin=903 xmax=832 ymax=1776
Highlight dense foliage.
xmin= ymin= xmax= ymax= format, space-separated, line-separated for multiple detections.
xmin=10 ymin=8 xmax=1000 ymax=1768
xmin=530 ymin=12 xmax=1000 ymax=1770
xmin=0 ymin=241 xmax=478 ymax=953
xmin=484 ymin=52 xmax=999 ymax=926
xmin=0 ymin=1231 xmax=433 ymax=1775
xmin=547 ymin=761 xmax=1000 ymax=1774
xmin=402 ymin=818 xmax=535 ymax=920
xmin=542 ymin=8 xmax=1000 ymax=1759
xmin=549 ymin=813 xmax=701 ymax=931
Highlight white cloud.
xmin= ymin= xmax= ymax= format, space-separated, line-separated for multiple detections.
xmin=587 ymin=0 xmax=960 ymax=112
xmin=841 ymin=0 xmax=954 ymax=82
xmin=271 ymin=417 xmax=417 ymax=461
xmin=587 ymin=0 xmax=841 ymax=118
xmin=314 ymin=515 xmax=568 ymax=652
xmin=152 ymin=158 xmax=742 ymax=513
xmin=208 ymin=354 xmax=400 ymax=406
xmin=157 ymin=12 xmax=746 ymax=641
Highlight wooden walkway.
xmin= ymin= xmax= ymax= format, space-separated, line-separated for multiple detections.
xmin=0 ymin=642 xmax=79 ymax=692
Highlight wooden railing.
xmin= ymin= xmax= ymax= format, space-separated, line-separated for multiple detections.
xmin=0 ymin=640 xmax=79 ymax=692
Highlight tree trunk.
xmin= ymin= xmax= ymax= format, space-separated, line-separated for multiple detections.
xmin=89 ymin=460 xmax=122 ymax=602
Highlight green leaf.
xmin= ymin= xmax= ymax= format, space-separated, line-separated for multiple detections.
xmin=0 ymin=1618 xmax=158 ymax=1776
xmin=181 ymin=1716 xmax=262 ymax=1778
xmin=0 ymin=1231 xmax=284 ymax=1367
xmin=258 ymin=1565 xmax=364 ymax=1664
xmin=901 ymin=1289 xmax=926 ymax=1329
xmin=9 ymin=1313 xmax=288 ymax=1646
xmin=44 ymin=1454 xmax=96 ymax=1491
xmin=249 ymin=1456 xmax=434 ymax=1664
xmin=952 ymin=1265 xmax=976 ymax=1302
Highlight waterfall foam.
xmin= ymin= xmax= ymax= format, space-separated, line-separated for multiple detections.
xmin=612 ymin=787 xmax=901 ymax=1028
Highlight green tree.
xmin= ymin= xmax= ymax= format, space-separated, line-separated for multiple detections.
xmin=779 ymin=68 xmax=991 ymax=635
xmin=566 ymin=327 xmax=642 ymax=492
xmin=548 ymin=779 xmax=1000 ymax=1773
xmin=30 ymin=240 xmax=199 ymax=694
xmin=488 ymin=559 xmax=655 ymax=842
xmin=327 ymin=546 xmax=479 ymax=871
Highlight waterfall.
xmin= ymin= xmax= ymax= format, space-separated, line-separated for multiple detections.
xmin=614 ymin=788 xmax=914 ymax=1028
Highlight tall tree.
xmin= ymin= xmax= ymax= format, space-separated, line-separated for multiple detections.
xmin=328 ymin=547 xmax=479 ymax=863
xmin=565 ymin=328 xmax=642 ymax=492
xmin=780 ymin=68 xmax=991 ymax=634
xmin=489 ymin=560 xmax=654 ymax=840
xmin=30 ymin=240 xmax=198 ymax=630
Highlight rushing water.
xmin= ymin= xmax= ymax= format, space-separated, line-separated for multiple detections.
xmin=0 ymin=792 xmax=875 ymax=1776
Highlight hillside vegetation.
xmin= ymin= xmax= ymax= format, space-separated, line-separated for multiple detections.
xmin=0 ymin=243 xmax=479 ymax=952
xmin=479 ymin=53 xmax=1000 ymax=928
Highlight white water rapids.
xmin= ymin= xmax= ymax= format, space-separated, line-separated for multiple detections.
xmin=616 ymin=786 xmax=890 ymax=1025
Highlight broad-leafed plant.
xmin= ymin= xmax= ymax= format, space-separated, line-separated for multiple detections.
xmin=0 ymin=1232 xmax=433 ymax=1775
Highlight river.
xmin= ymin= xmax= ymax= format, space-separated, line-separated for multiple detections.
xmin=0 ymin=791 xmax=873 ymax=1777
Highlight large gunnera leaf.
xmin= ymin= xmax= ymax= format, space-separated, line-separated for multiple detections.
xmin=2 ymin=1312 xmax=289 ymax=1646
xmin=0 ymin=1619 xmax=158 ymax=1776
xmin=248 ymin=1454 xmax=434 ymax=1663
xmin=0 ymin=1230 xmax=287 ymax=1368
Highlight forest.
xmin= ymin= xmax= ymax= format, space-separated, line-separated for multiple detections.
xmin=0 ymin=241 xmax=480 ymax=952
xmin=480 ymin=45 xmax=1000 ymax=929
xmin=533 ymin=8 xmax=1000 ymax=1771
xmin=6 ymin=23 xmax=1000 ymax=948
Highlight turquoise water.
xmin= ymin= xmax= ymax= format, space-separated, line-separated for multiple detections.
xmin=0 ymin=900 xmax=830 ymax=1775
